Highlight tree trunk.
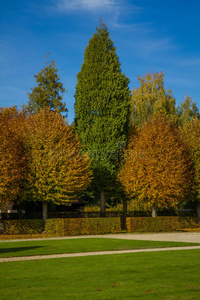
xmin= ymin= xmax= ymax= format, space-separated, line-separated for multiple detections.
xmin=152 ymin=205 xmax=157 ymax=217
xmin=197 ymin=201 xmax=200 ymax=226
xmin=42 ymin=201 xmax=48 ymax=230
xmin=122 ymin=198 xmax=127 ymax=230
xmin=100 ymin=190 xmax=106 ymax=217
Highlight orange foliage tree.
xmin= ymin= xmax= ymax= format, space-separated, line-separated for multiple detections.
xmin=0 ymin=107 xmax=27 ymax=206
xmin=23 ymin=108 xmax=92 ymax=223
xmin=120 ymin=115 xmax=193 ymax=216
xmin=182 ymin=118 xmax=200 ymax=222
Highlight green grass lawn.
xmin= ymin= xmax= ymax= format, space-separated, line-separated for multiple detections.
xmin=0 ymin=238 xmax=199 ymax=258
xmin=0 ymin=249 xmax=200 ymax=299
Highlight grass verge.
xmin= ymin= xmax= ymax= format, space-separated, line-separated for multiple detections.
xmin=0 ymin=238 xmax=199 ymax=258
xmin=0 ymin=250 xmax=200 ymax=299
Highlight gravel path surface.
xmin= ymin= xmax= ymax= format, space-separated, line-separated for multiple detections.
xmin=1 ymin=232 xmax=200 ymax=263
xmin=1 ymin=232 xmax=200 ymax=243
xmin=1 ymin=245 xmax=200 ymax=263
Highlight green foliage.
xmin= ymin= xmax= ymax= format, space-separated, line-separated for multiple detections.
xmin=3 ymin=219 xmax=43 ymax=235
xmin=126 ymin=216 xmax=199 ymax=232
xmin=130 ymin=72 xmax=176 ymax=128
xmin=74 ymin=21 xmax=130 ymax=196
xmin=27 ymin=57 xmax=67 ymax=116
xmin=45 ymin=217 xmax=121 ymax=236
xmin=177 ymin=95 xmax=200 ymax=127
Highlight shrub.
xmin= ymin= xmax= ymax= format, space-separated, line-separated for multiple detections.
xmin=2 ymin=219 xmax=43 ymax=235
xmin=126 ymin=216 xmax=199 ymax=232
xmin=45 ymin=217 xmax=121 ymax=236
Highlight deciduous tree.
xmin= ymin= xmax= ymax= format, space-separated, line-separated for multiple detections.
xmin=131 ymin=72 xmax=176 ymax=128
xmin=0 ymin=107 xmax=27 ymax=205
xmin=177 ymin=95 xmax=200 ymax=127
xmin=120 ymin=115 xmax=193 ymax=216
xmin=74 ymin=21 xmax=130 ymax=215
xmin=182 ymin=118 xmax=200 ymax=222
xmin=23 ymin=108 xmax=92 ymax=223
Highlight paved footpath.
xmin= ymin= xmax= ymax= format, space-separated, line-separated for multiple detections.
xmin=1 ymin=232 xmax=200 ymax=262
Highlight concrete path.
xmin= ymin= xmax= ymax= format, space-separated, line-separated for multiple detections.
xmin=1 ymin=232 xmax=200 ymax=263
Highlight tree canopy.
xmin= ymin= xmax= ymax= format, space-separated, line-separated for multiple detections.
xmin=23 ymin=108 xmax=92 ymax=222
xmin=130 ymin=72 xmax=176 ymax=128
xmin=74 ymin=21 xmax=130 ymax=214
xmin=0 ymin=107 xmax=27 ymax=205
xmin=177 ymin=95 xmax=200 ymax=127
xmin=182 ymin=118 xmax=200 ymax=222
xmin=27 ymin=57 xmax=67 ymax=116
xmin=120 ymin=115 xmax=193 ymax=216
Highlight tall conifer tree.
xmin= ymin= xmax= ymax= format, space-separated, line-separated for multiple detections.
xmin=27 ymin=55 xmax=68 ymax=116
xmin=74 ymin=22 xmax=130 ymax=215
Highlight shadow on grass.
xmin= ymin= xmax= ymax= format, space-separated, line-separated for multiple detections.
xmin=0 ymin=246 xmax=43 ymax=254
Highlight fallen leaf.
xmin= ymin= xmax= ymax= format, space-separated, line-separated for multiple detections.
xmin=143 ymin=290 xmax=151 ymax=294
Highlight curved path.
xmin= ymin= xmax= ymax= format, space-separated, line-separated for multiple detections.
xmin=1 ymin=231 xmax=200 ymax=243
xmin=1 ymin=232 xmax=200 ymax=262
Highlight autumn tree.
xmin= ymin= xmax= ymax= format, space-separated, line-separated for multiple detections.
xmin=23 ymin=108 xmax=92 ymax=224
xmin=0 ymin=107 xmax=27 ymax=205
xmin=120 ymin=115 xmax=193 ymax=217
xmin=74 ymin=21 xmax=130 ymax=215
xmin=27 ymin=55 xmax=67 ymax=116
xmin=177 ymin=95 xmax=200 ymax=127
xmin=182 ymin=118 xmax=200 ymax=223
xmin=130 ymin=72 xmax=176 ymax=128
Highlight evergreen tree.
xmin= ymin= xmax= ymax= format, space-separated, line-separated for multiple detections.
xmin=74 ymin=22 xmax=130 ymax=215
xmin=27 ymin=55 xmax=68 ymax=116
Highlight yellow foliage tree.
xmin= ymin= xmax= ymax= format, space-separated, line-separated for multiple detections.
xmin=120 ymin=115 xmax=193 ymax=216
xmin=131 ymin=72 xmax=176 ymax=128
xmin=23 ymin=108 xmax=92 ymax=223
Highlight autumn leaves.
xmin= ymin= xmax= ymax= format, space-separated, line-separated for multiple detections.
xmin=0 ymin=107 xmax=92 ymax=222
xmin=1 ymin=21 xmax=200 ymax=221
xmin=120 ymin=116 xmax=193 ymax=216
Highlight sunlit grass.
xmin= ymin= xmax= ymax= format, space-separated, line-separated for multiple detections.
xmin=0 ymin=237 xmax=199 ymax=258
xmin=1 ymin=249 xmax=200 ymax=299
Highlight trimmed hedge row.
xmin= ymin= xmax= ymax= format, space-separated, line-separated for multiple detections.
xmin=2 ymin=219 xmax=43 ymax=235
xmin=1 ymin=216 xmax=199 ymax=236
xmin=126 ymin=216 xmax=199 ymax=232
xmin=45 ymin=217 xmax=121 ymax=236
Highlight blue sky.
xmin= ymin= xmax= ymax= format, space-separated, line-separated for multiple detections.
xmin=0 ymin=0 xmax=200 ymax=124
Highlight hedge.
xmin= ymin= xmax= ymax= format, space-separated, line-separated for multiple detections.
xmin=126 ymin=216 xmax=199 ymax=232
xmin=2 ymin=219 xmax=43 ymax=235
xmin=45 ymin=217 xmax=121 ymax=236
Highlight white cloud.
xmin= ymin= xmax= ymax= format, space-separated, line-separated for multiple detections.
xmin=178 ymin=57 xmax=200 ymax=67
xmin=133 ymin=37 xmax=177 ymax=59
xmin=51 ymin=0 xmax=142 ymax=29
xmin=56 ymin=0 xmax=119 ymax=12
